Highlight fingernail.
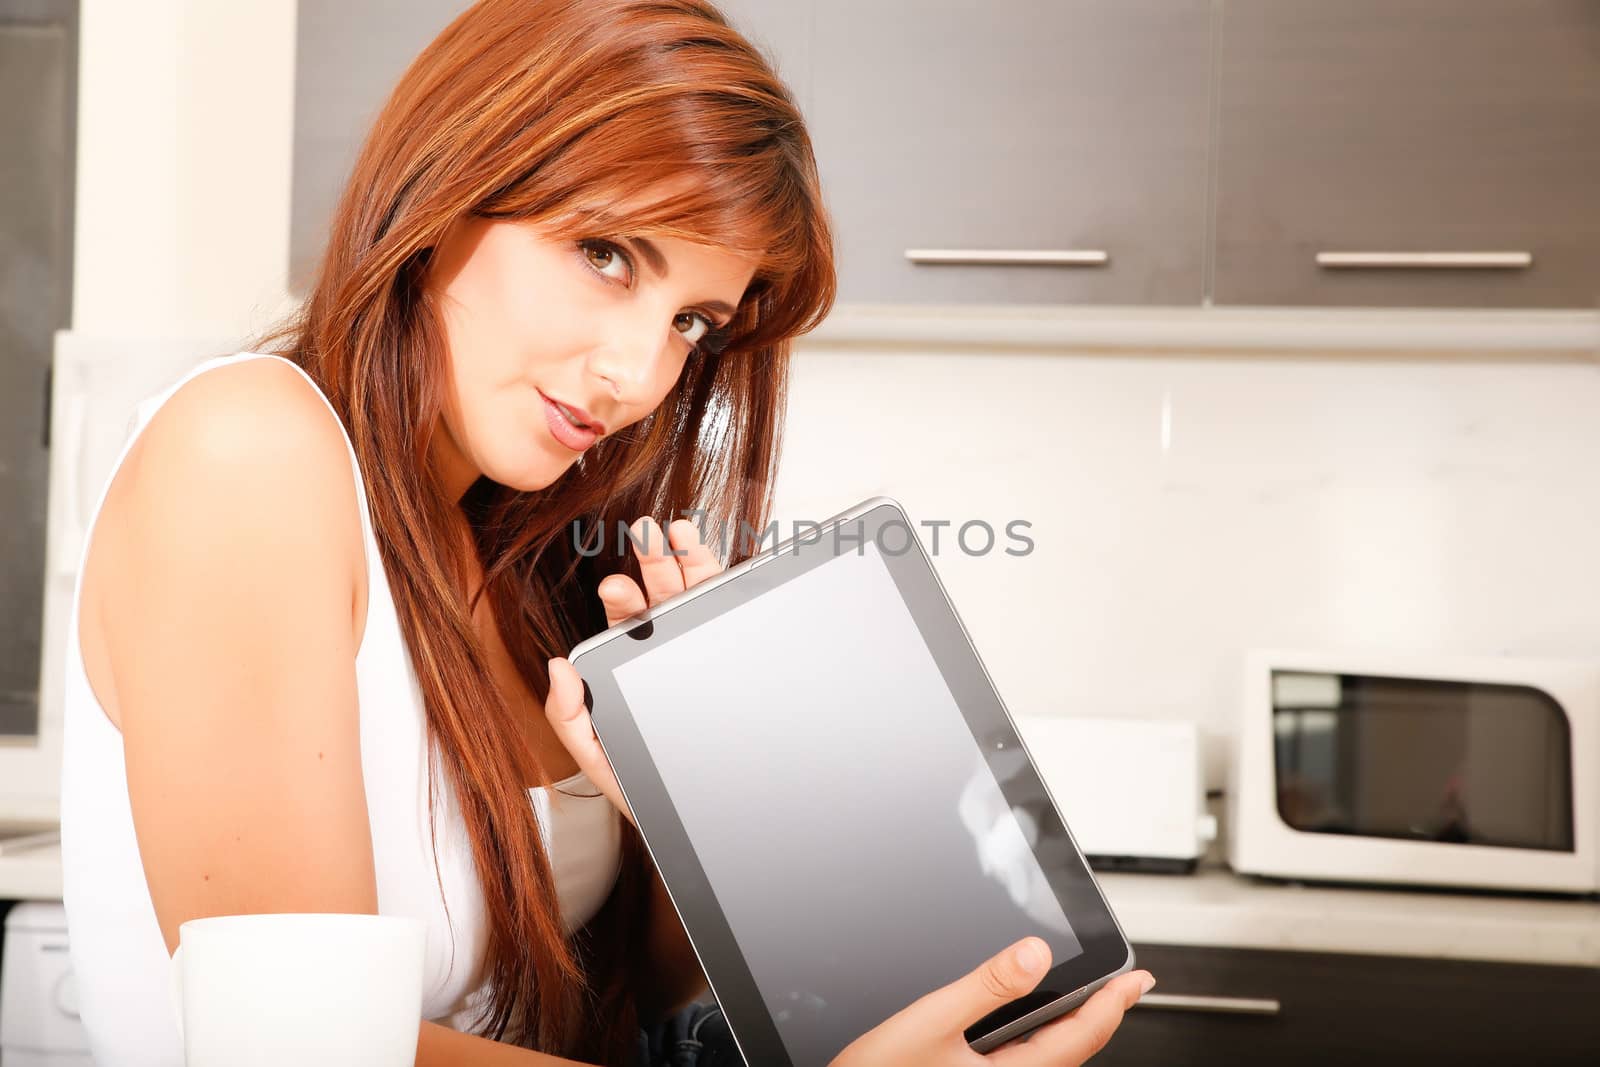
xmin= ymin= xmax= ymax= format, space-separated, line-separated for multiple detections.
xmin=1015 ymin=939 xmax=1046 ymax=975
xmin=1137 ymin=972 xmax=1156 ymax=996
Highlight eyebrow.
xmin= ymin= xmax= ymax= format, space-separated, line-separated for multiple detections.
xmin=620 ymin=236 xmax=741 ymax=320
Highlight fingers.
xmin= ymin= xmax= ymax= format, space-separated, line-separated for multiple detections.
xmin=599 ymin=517 xmax=724 ymax=628
xmin=630 ymin=517 xmax=688 ymax=607
xmin=909 ymin=937 xmax=1052 ymax=1037
xmin=667 ymin=518 xmax=721 ymax=587
xmin=988 ymin=970 xmax=1154 ymax=1067
xmin=543 ymin=657 xmax=634 ymax=825
xmin=598 ymin=573 xmax=648 ymax=629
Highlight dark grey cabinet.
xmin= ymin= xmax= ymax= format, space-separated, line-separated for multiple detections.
xmin=1213 ymin=0 xmax=1600 ymax=309
xmin=289 ymin=1 xmax=471 ymax=289
xmin=0 ymin=0 xmax=76 ymax=739
xmin=803 ymin=0 xmax=1211 ymax=306
xmin=1098 ymin=943 xmax=1600 ymax=1066
xmin=714 ymin=0 xmax=815 ymax=113
xmin=291 ymin=1 xmax=1600 ymax=311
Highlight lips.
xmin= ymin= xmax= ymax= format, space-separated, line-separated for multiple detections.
xmin=540 ymin=392 xmax=606 ymax=436
xmin=539 ymin=390 xmax=603 ymax=452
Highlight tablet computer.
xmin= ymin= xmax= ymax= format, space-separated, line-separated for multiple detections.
xmin=569 ymin=498 xmax=1134 ymax=1066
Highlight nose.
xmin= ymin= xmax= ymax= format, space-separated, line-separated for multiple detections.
xmin=586 ymin=306 xmax=670 ymax=404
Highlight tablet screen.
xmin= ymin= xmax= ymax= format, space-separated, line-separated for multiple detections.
xmin=613 ymin=539 xmax=1084 ymax=1065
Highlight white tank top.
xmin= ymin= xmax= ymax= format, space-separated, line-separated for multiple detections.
xmin=59 ymin=352 xmax=622 ymax=1067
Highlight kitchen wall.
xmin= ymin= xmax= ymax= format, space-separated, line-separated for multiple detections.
xmin=64 ymin=1 xmax=1600 ymax=794
xmin=771 ymin=344 xmax=1600 ymax=786
xmin=71 ymin=0 xmax=295 ymax=339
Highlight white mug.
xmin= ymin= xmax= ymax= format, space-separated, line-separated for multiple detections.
xmin=172 ymin=912 xmax=426 ymax=1067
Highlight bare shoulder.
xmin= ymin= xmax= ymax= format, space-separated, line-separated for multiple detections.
xmin=81 ymin=356 xmax=382 ymax=946
xmin=82 ymin=356 xmax=369 ymax=728
xmin=132 ymin=356 xmax=356 ymax=486
xmin=107 ymin=355 xmax=366 ymax=582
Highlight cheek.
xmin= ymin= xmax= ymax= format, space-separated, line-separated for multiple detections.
xmin=443 ymin=229 xmax=582 ymax=378
xmin=436 ymin=301 xmax=496 ymax=427
xmin=433 ymin=298 xmax=535 ymax=476
xmin=438 ymin=274 xmax=557 ymax=413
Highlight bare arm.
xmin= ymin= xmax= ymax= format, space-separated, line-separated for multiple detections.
xmin=103 ymin=361 xmax=377 ymax=949
xmin=97 ymin=360 xmax=596 ymax=1066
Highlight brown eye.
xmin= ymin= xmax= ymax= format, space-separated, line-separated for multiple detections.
xmin=674 ymin=311 xmax=712 ymax=346
xmin=579 ymin=239 xmax=631 ymax=283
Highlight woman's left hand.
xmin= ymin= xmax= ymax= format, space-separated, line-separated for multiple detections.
xmin=545 ymin=516 xmax=722 ymax=827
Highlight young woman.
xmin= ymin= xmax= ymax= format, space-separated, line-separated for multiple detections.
xmin=58 ymin=2 xmax=1153 ymax=1064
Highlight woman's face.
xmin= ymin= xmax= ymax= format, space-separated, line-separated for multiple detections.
xmin=425 ymin=212 xmax=760 ymax=499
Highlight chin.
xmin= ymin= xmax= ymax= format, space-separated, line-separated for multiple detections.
xmin=483 ymin=451 xmax=574 ymax=493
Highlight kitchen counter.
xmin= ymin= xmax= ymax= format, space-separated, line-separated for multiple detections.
xmin=1098 ymin=865 xmax=1600 ymax=968
xmin=0 ymin=841 xmax=62 ymax=901
xmin=4 ymin=847 xmax=1595 ymax=968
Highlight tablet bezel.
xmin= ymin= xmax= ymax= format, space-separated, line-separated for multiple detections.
xmin=569 ymin=497 xmax=1135 ymax=1065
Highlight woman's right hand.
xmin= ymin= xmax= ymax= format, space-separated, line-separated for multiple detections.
xmin=830 ymin=938 xmax=1154 ymax=1067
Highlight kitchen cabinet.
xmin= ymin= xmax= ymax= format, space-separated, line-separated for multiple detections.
xmin=713 ymin=0 xmax=814 ymax=113
xmin=801 ymin=0 xmax=1211 ymax=306
xmin=291 ymin=0 xmax=1600 ymax=312
xmin=289 ymin=0 xmax=470 ymax=288
xmin=0 ymin=0 xmax=77 ymax=741
xmin=295 ymin=0 xmax=1212 ymax=307
xmin=1212 ymin=0 xmax=1600 ymax=309
xmin=1098 ymin=942 xmax=1600 ymax=1066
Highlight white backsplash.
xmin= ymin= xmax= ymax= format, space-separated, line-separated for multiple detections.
xmin=770 ymin=344 xmax=1600 ymax=787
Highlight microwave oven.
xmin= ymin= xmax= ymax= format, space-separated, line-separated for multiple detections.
xmin=1229 ymin=649 xmax=1599 ymax=895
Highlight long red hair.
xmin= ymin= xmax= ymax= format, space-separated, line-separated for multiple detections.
xmin=256 ymin=1 xmax=834 ymax=1060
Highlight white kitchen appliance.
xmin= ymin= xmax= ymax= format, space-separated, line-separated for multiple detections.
xmin=0 ymin=331 xmax=229 ymax=823
xmin=1015 ymin=716 xmax=1215 ymax=872
xmin=1230 ymin=649 xmax=1600 ymax=895
xmin=0 ymin=901 xmax=93 ymax=1065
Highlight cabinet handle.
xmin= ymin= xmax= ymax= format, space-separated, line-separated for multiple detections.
xmin=905 ymin=248 xmax=1109 ymax=267
xmin=1134 ymin=993 xmax=1281 ymax=1016
xmin=1315 ymin=251 xmax=1532 ymax=269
